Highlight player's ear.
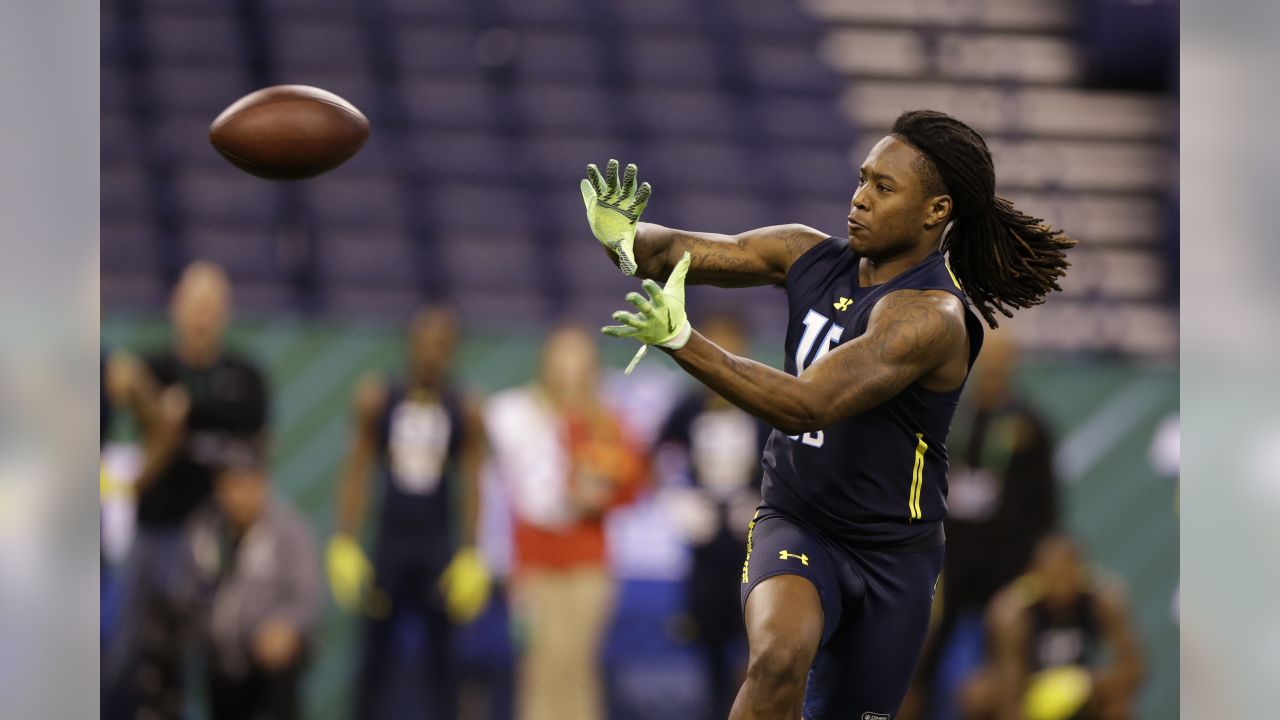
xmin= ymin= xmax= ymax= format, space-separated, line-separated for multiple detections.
xmin=924 ymin=194 xmax=952 ymax=230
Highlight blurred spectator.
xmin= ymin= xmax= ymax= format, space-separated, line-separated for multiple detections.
xmin=171 ymin=446 xmax=319 ymax=720
xmin=327 ymin=306 xmax=490 ymax=719
xmin=101 ymin=350 xmax=115 ymax=643
xmin=103 ymin=261 xmax=269 ymax=719
xmin=905 ymin=331 xmax=1060 ymax=720
xmin=959 ymin=534 xmax=1144 ymax=720
xmin=485 ymin=325 xmax=648 ymax=720
xmin=653 ymin=314 xmax=768 ymax=718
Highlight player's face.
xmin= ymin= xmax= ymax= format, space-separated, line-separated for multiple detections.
xmin=171 ymin=264 xmax=231 ymax=359
xmin=1035 ymin=536 xmax=1086 ymax=608
xmin=540 ymin=327 xmax=600 ymax=406
xmin=215 ymin=468 xmax=268 ymax=533
xmin=848 ymin=136 xmax=942 ymax=261
xmin=408 ymin=308 xmax=457 ymax=386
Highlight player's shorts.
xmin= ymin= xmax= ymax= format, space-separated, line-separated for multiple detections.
xmin=740 ymin=504 xmax=944 ymax=720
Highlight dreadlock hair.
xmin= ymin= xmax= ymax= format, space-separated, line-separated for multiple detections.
xmin=891 ymin=110 xmax=1077 ymax=328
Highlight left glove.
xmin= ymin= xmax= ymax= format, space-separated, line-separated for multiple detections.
xmin=580 ymin=159 xmax=653 ymax=276
xmin=438 ymin=546 xmax=492 ymax=624
xmin=326 ymin=535 xmax=373 ymax=613
xmin=602 ymin=251 xmax=693 ymax=374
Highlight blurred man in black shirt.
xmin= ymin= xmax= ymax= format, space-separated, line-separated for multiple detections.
xmin=104 ymin=261 xmax=269 ymax=719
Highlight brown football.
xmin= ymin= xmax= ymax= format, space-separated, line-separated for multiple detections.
xmin=209 ymin=85 xmax=369 ymax=180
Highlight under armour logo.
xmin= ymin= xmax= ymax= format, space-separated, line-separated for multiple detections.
xmin=833 ymin=297 xmax=852 ymax=311
xmin=779 ymin=550 xmax=809 ymax=566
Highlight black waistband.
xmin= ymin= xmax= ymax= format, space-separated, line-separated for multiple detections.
xmin=757 ymin=499 xmax=946 ymax=554
xmin=858 ymin=522 xmax=945 ymax=553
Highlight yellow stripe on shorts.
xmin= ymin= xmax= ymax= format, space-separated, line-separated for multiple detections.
xmin=910 ymin=433 xmax=928 ymax=520
xmin=741 ymin=509 xmax=759 ymax=584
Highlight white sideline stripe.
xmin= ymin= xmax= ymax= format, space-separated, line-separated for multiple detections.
xmin=1054 ymin=375 xmax=1170 ymax=483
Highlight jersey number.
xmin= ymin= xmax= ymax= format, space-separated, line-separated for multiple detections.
xmin=388 ymin=402 xmax=451 ymax=495
xmin=787 ymin=310 xmax=845 ymax=448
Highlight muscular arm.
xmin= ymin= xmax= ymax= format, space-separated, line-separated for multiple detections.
xmin=107 ymin=352 xmax=185 ymax=493
xmin=604 ymin=222 xmax=827 ymax=287
xmin=988 ymin=588 xmax=1033 ymax=720
xmin=664 ymin=290 xmax=968 ymax=435
xmin=1093 ymin=581 xmax=1145 ymax=703
xmin=456 ymin=395 xmax=488 ymax=547
xmin=334 ymin=374 xmax=387 ymax=537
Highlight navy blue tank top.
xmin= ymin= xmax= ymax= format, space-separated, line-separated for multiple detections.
xmin=760 ymin=238 xmax=985 ymax=549
xmin=375 ymin=384 xmax=465 ymax=546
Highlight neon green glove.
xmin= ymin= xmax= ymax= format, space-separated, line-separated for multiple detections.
xmin=602 ymin=251 xmax=692 ymax=374
xmin=438 ymin=546 xmax=492 ymax=624
xmin=580 ymin=158 xmax=652 ymax=276
xmin=326 ymin=535 xmax=373 ymax=613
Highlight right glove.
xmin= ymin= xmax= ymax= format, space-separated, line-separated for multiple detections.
xmin=438 ymin=546 xmax=492 ymax=624
xmin=602 ymin=251 xmax=693 ymax=374
xmin=580 ymin=158 xmax=652 ymax=276
xmin=326 ymin=534 xmax=373 ymax=612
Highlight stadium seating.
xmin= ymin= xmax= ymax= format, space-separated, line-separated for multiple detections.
xmin=100 ymin=0 xmax=851 ymax=333
xmin=101 ymin=0 xmax=1175 ymax=356
xmin=802 ymin=0 xmax=1177 ymax=355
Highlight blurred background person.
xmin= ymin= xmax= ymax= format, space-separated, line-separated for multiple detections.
xmin=959 ymin=534 xmax=1144 ymax=720
xmin=327 ymin=306 xmax=490 ymax=720
xmin=653 ymin=314 xmax=769 ymax=719
xmin=103 ymin=261 xmax=269 ymax=719
xmin=485 ymin=325 xmax=648 ymax=720
xmin=172 ymin=444 xmax=320 ymax=720
xmin=904 ymin=331 xmax=1061 ymax=720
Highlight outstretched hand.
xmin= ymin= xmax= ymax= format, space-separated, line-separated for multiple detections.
xmin=581 ymin=158 xmax=652 ymax=276
xmin=603 ymin=251 xmax=692 ymax=374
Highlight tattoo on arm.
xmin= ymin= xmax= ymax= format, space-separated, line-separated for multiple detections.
xmin=637 ymin=223 xmax=826 ymax=287
xmin=1096 ymin=583 xmax=1144 ymax=692
xmin=819 ymin=290 xmax=966 ymax=419
xmin=665 ymin=290 xmax=964 ymax=434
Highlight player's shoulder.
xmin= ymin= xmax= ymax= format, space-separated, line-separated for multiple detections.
xmin=214 ymin=349 xmax=257 ymax=369
xmin=351 ymin=372 xmax=390 ymax=418
xmin=1087 ymin=567 xmax=1132 ymax=614
xmin=485 ymin=384 xmax=542 ymax=422
xmin=987 ymin=575 xmax=1039 ymax=631
xmin=483 ymin=385 xmax=551 ymax=442
xmin=216 ymin=352 xmax=269 ymax=384
xmin=773 ymin=223 xmax=829 ymax=256
xmin=867 ymin=289 xmax=967 ymax=357
xmin=140 ymin=349 xmax=177 ymax=376
xmin=777 ymin=226 xmax=841 ymax=266
xmin=875 ymin=287 xmax=966 ymax=315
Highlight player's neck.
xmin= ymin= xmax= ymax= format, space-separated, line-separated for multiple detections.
xmin=537 ymin=382 xmax=596 ymax=415
xmin=175 ymin=341 xmax=221 ymax=368
xmin=858 ymin=240 xmax=939 ymax=286
xmin=410 ymin=376 xmax=439 ymax=393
